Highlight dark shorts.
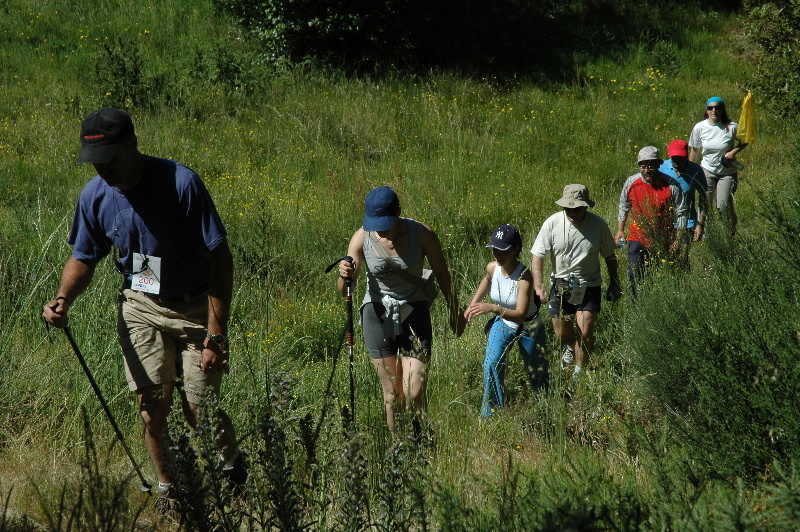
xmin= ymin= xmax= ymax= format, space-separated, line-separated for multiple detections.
xmin=546 ymin=282 xmax=601 ymax=317
xmin=360 ymin=300 xmax=432 ymax=362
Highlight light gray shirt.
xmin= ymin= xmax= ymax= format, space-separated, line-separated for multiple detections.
xmin=362 ymin=218 xmax=428 ymax=305
xmin=531 ymin=211 xmax=616 ymax=286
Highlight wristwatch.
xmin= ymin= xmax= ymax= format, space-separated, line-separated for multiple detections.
xmin=206 ymin=332 xmax=227 ymax=346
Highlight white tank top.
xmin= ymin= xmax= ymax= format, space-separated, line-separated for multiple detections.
xmin=490 ymin=261 xmax=537 ymax=330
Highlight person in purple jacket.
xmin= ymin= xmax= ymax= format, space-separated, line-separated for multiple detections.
xmin=42 ymin=107 xmax=245 ymax=515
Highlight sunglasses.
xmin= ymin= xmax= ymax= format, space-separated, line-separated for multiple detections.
xmin=638 ymin=162 xmax=658 ymax=170
xmin=706 ymin=105 xmax=723 ymax=111
xmin=115 ymin=255 xmax=151 ymax=276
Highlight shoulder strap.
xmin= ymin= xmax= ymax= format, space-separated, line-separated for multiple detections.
xmin=367 ymin=232 xmax=428 ymax=289
xmin=514 ymin=264 xmax=529 ymax=282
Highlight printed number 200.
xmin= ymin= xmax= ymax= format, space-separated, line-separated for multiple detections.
xmin=137 ymin=276 xmax=155 ymax=285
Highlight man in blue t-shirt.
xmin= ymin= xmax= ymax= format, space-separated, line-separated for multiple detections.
xmin=659 ymin=139 xmax=707 ymax=268
xmin=43 ymin=107 xmax=245 ymax=512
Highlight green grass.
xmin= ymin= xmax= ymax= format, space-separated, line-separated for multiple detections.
xmin=1 ymin=0 xmax=798 ymax=529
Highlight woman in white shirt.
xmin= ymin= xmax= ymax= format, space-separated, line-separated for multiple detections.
xmin=464 ymin=225 xmax=547 ymax=417
xmin=689 ymin=96 xmax=748 ymax=236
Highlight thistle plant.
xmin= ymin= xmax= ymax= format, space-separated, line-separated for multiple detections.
xmin=375 ymin=429 xmax=429 ymax=532
xmin=335 ymin=426 xmax=369 ymax=531
xmin=255 ymin=371 xmax=307 ymax=532
xmin=164 ymin=414 xmax=212 ymax=531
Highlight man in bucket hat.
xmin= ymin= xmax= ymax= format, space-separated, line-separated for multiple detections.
xmin=43 ymin=107 xmax=247 ymax=517
xmin=616 ymin=146 xmax=688 ymax=299
xmin=531 ymin=184 xmax=622 ymax=378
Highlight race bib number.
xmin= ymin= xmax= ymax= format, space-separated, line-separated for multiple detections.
xmin=131 ymin=254 xmax=162 ymax=294
xmin=568 ymin=282 xmax=587 ymax=305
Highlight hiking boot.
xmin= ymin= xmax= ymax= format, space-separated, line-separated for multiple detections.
xmin=153 ymin=491 xmax=181 ymax=523
xmin=561 ymin=345 xmax=575 ymax=369
xmin=221 ymin=451 xmax=248 ymax=494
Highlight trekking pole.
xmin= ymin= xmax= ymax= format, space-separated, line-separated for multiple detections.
xmin=344 ymin=267 xmax=356 ymax=422
xmin=63 ymin=326 xmax=152 ymax=494
xmin=325 ymin=256 xmax=357 ymax=425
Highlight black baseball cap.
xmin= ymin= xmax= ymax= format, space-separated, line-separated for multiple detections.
xmin=77 ymin=107 xmax=135 ymax=164
xmin=486 ymin=224 xmax=521 ymax=251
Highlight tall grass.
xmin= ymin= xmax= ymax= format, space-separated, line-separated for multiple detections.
xmin=2 ymin=0 xmax=798 ymax=529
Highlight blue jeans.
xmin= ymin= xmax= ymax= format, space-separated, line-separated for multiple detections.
xmin=481 ymin=316 xmax=548 ymax=417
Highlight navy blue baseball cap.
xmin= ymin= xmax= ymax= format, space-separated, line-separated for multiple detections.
xmin=363 ymin=186 xmax=400 ymax=231
xmin=77 ymin=107 xmax=135 ymax=164
xmin=486 ymin=224 xmax=521 ymax=251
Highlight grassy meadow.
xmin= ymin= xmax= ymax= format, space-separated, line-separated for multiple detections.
xmin=1 ymin=1 xmax=799 ymax=530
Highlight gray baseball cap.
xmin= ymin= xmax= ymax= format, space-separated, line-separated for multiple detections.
xmin=637 ymin=146 xmax=663 ymax=164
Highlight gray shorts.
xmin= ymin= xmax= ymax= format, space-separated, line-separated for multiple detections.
xmin=117 ymin=289 xmax=222 ymax=405
xmin=360 ymin=300 xmax=432 ymax=362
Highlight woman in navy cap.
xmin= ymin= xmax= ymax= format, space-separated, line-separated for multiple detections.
xmin=337 ymin=186 xmax=466 ymax=435
xmin=464 ymin=225 xmax=547 ymax=417
xmin=688 ymin=96 xmax=748 ymax=236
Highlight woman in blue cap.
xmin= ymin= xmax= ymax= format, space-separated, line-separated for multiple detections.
xmin=337 ymin=186 xmax=466 ymax=435
xmin=464 ymin=225 xmax=547 ymax=417
xmin=688 ymin=96 xmax=748 ymax=236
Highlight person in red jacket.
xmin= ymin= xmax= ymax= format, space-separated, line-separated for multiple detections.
xmin=615 ymin=146 xmax=688 ymax=299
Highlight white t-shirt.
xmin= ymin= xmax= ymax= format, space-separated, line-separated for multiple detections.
xmin=531 ymin=211 xmax=616 ymax=286
xmin=688 ymin=119 xmax=739 ymax=176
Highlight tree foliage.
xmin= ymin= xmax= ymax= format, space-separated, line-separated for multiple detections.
xmin=212 ymin=0 xmax=740 ymax=77
xmin=743 ymin=0 xmax=800 ymax=118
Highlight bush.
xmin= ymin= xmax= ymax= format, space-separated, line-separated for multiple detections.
xmin=622 ymin=163 xmax=800 ymax=481
xmin=212 ymin=0 xmax=412 ymax=71
xmin=212 ymin=0 xmax=725 ymax=77
xmin=743 ymin=0 xmax=800 ymax=119
xmin=94 ymin=37 xmax=164 ymax=111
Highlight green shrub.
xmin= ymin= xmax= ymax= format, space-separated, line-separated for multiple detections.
xmin=762 ymin=461 xmax=800 ymax=529
xmin=743 ymin=0 xmax=800 ymax=119
xmin=622 ymin=167 xmax=800 ymax=481
xmin=212 ymin=0 xmax=414 ymax=71
xmin=212 ymin=0 xmax=724 ymax=77
xmin=94 ymin=37 xmax=163 ymax=110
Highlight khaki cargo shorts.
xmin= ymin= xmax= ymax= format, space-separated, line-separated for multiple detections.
xmin=117 ymin=289 xmax=222 ymax=405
